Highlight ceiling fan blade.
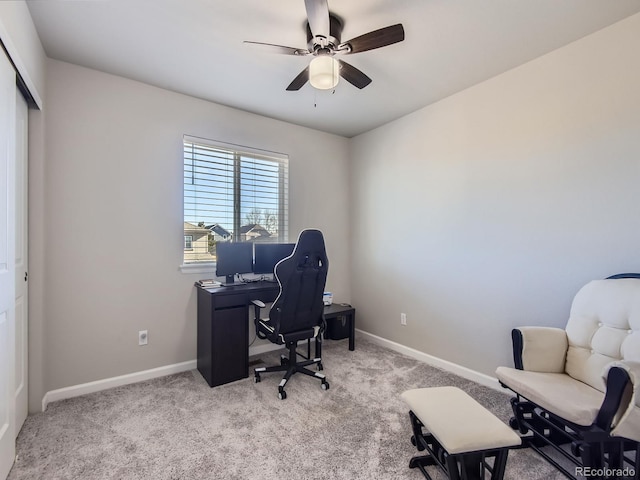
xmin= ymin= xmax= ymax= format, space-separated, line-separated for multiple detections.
xmin=243 ymin=41 xmax=309 ymax=56
xmin=304 ymin=0 xmax=330 ymax=38
xmin=339 ymin=24 xmax=405 ymax=54
xmin=286 ymin=67 xmax=310 ymax=91
xmin=338 ymin=60 xmax=372 ymax=89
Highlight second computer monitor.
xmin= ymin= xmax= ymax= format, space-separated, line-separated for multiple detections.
xmin=253 ymin=243 xmax=295 ymax=275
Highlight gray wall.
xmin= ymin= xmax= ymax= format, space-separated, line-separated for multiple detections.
xmin=29 ymin=59 xmax=350 ymax=410
xmin=349 ymin=13 xmax=640 ymax=376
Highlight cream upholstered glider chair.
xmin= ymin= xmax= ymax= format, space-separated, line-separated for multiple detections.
xmin=496 ymin=274 xmax=640 ymax=480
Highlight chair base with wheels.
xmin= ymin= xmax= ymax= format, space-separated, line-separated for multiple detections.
xmin=254 ymin=332 xmax=329 ymax=400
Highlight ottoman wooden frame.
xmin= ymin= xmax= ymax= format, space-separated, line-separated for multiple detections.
xmin=402 ymin=387 xmax=521 ymax=480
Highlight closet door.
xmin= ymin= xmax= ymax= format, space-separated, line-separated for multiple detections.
xmin=14 ymin=90 xmax=28 ymax=434
xmin=0 ymin=49 xmax=17 ymax=480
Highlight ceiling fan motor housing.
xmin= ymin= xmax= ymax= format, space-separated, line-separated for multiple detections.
xmin=306 ymin=14 xmax=344 ymax=53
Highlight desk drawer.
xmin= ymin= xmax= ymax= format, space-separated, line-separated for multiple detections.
xmin=213 ymin=293 xmax=248 ymax=309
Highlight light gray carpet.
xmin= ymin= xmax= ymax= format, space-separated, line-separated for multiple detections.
xmin=9 ymin=336 xmax=568 ymax=480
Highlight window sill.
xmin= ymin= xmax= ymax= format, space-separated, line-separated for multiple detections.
xmin=179 ymin=262 xmax=216 ymax=275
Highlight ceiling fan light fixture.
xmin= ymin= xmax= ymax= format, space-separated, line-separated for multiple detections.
xmin=309 ymin=55 xmax=339 ymax=90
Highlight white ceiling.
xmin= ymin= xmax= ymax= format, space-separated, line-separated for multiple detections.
xmin=26 ymin=0 xmax=640 ymax=137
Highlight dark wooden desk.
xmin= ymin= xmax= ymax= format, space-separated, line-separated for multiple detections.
xmin=196 ymin=282 xmax=355 ymax=387
xmin=196 ymin=281 xmax=279 ymax=387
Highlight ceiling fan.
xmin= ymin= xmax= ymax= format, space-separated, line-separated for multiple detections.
xmin=244 ymin=0 xmax=405 ymax=91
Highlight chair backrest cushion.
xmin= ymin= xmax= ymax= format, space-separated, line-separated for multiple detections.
xmin=269 ymin=229 xmax=328 ymax=335
xmin=565 ymin=278 xmax=640 ymax=392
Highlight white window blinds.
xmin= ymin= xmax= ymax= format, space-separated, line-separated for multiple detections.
xmin=183 ymin=136 xmax=289 ymax=264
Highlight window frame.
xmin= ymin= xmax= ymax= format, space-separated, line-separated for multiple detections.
xmin=181 ymin=135 xmax=289 ymax=273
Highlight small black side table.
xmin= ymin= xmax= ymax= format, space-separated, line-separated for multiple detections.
xmin=323 ymin=303 xmax=356 ymax=351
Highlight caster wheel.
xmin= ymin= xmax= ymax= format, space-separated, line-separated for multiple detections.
xmin=254 ymin=374 xmax=261 ymax=383
xmin=321 ymin=380 xmax=330 ymax=390
xmin=411 ymin=435 xmax=417 ymax=447
xmin=278 ymin=389 xmax=287 ymax=400
xmin=318 ymin=363 xmax=323 ymax=371
xmin=280 ymin=355 xmax=289 ymax=366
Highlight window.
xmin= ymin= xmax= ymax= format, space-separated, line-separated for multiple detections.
xmin=184 ymin=235 xmax=193 ymax=250
xmin=183 ymin=136 xmax=289 ymax=265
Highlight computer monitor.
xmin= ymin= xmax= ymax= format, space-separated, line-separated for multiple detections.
xmin=253 ymin=243 xmax=296 ymax=275
xmin=215 ymin=242 xmax=254 ymax=285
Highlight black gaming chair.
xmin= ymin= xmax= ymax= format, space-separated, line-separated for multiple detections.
xmin=252 ymin=229 xmax=329 ymax=400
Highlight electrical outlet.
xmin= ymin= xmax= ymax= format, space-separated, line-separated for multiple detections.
xmin=401 ymin=313 xmax=407 ymax=326
xmin=138 ymin=330 xmax=148 ymax=346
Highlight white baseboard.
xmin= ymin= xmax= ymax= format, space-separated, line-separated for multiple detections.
xmin=41 ymin=360 xmax=197 ymax=412
xmin=42 ymin=344 xmax=286 ymax=411
xmin=356 ymin=329 xmax=502 ymax=391
xmin=41 ymin=332 xmax=502 ymax=412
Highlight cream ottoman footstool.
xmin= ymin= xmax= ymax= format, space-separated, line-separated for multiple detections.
xmin=401 ymin=387 xmax=521 ymax=480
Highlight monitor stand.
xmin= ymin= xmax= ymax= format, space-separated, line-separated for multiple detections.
xmin=222 ymin=274 xmax=243 ymax=286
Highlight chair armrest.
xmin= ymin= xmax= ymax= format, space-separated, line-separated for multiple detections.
xmin=251 ymin=299 xmax=268 ymax=339
xmin=611 ymin=360 xmax=640 ymax=386
xmin=596 ymin=362 xmax=639 ymax=435
xmin=512 ymin=327 xmax=567 ymax=372
xmin=251 ymin=299 xmax=266 ymax=320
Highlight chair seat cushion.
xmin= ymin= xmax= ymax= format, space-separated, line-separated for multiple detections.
xmin=496 ymin=366 xmax=604 ymax=426
xmin=257 ymin=319 xmax=315 ymax=344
